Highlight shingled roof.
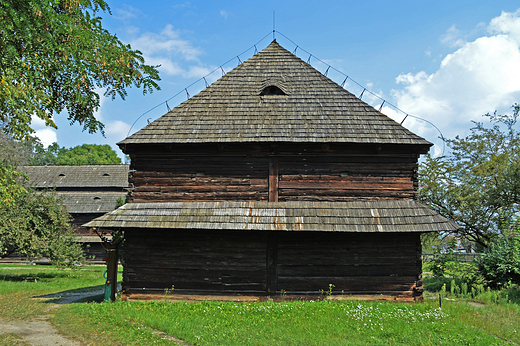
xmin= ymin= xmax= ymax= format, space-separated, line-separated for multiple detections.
xmin=119 ymin=41 xmax=431 ymax=147
xmin=84 ymin=200 xmax=459 ymax=233
xmin=61 ymin=192 xmax=126 ymax=214
xmin=19 ymin=165 xmax=129 ymax=188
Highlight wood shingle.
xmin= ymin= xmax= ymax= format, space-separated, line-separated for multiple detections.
xmin=119 ymin=41 xmax=431 ymax=147
xmin=85 ymin=200 xmax=459 ymax=233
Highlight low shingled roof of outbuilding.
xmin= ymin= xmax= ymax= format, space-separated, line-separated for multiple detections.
xmin=18 ymin=165 xmax=129 ymax=188
xmin=84 ymin=200 xmax=460 ymax=233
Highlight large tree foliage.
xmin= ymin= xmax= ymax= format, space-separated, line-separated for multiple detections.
xmin=0 ymin=163 xmax=83 ymax=264
xmin=1 ymin=128 xmax=121 ymax=165
xmin=55 ymin=143 xmax=121 ymax=165
xmin=419 ymin=104 xmax=520 ymax=247
xmin=0 ymin=0 xmax=160 ymax=140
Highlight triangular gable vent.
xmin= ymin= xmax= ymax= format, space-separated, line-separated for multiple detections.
xmin=260 ymin=85 xmax=286 ymax=96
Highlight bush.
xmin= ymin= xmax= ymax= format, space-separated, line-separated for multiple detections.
xmin=476 ymin=235 xmax=520 ymax=288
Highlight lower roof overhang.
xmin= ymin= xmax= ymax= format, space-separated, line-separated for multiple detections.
xmin=83 ymin=200 xmax=460 ymax=233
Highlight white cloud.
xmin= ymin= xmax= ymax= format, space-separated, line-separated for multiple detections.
xmin=114 ymin=5 xmax=142 ymax=21
xmin=30 ymin=115 xmax=57 ymax=147
xmin=30 ymin=115 xmax=47 ymax=129
xmin=220 ymin=10 xmax=229 ymax=19
xmin=440 ymin=25 xmax=465 ymax=48
xmin=488 ymin=9 xmax=520 ymax=42
xmin=132 ymin=24 xmax=202 ymax=61
xmin=33 ymin=128 xmax=57 ymax=148
xmin=390 ymin=9 xmax=520 ymax=152
xmin=105 ymin=120 xmax=132 ymax=141
xmin=130 ymin=24 xmax=210 ymax=78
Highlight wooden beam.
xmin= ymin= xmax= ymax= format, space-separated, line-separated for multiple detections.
xmin=267 ymin=232 xmax=278 ymax=295
xmin=269 ymin=157 xmax=279 ymax=202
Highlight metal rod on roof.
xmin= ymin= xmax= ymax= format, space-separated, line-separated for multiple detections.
xmin=185 ymin=88 xmax=190 ymax=99
xmin=254 ymin=45 xmax=258 ymax=54
xmin=237 ymin=56 xmax=242 ymax=65
xmin=359 ymin=88 xmax=366 ymax=99
xmin=400 ymin=114 xmax=409 ymax=125
xmin=220 ymin=66 xmax=226 ymax=76
xmin=293 ymin=46 xmax=298 ymax=54
xmin=203 ymin=77 xmax=209 ymax=88
xmin=379 ymin=100 xmax=385 ymax=112
xmin=273 ymin=11 xmax=275 ymax=40
xmin=307 ymin=54 xmax=312 ymax=64
xmin=324 ymin=66 xmax=330 ymax=77
xmin=166 ymin=101 xmax=171 ymax=112
xmin=341 ymin=76 xmax=348 ymax=87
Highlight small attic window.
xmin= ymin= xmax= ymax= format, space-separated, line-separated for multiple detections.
xmin=103 ymin=173 xmax=110 ymax=176
xmin=94 ymin=196 xmax=101 ymax=200
xmin=260 ymin=85 xmax=286 ymax=96
xmin=58 ymin=173 xmax=65 ymax=177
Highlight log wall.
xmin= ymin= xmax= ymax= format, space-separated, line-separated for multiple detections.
xmin=122 ymin=229 xmax=422 ymax=297
xmin=128 ymin=144 xmax=419 ymax=203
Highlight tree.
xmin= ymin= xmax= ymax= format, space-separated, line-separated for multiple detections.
xmin=0 ymin=162 xmax=27 ymax=207
xmin=31 ymin=142 xmax=68 ymax=165
xmin=55 ymin=143 xmax=121 ymax=165
xmin=0 ymin=163 xmax=83 ymax=265
xmin=1 ymin=128 xmax=122 ymax=165
xmin=0 ymin=123 xmax=42 ymax=165
xmin=419 ymin=104 xmax=520 ymax=247
xmin=0 ymin=0 xmax=160 ymax=140
xmin=476 ymin=213 xmax=520 ymax=288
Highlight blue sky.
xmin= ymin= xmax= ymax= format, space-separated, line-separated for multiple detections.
xmin=31 ymin=1 xmax=520 ymax=159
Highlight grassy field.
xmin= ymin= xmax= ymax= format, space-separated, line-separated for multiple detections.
xmin=0 ymin=264 xmax=106 ymax=320
xmin=1 ymin=264 xmax=519 ymax=345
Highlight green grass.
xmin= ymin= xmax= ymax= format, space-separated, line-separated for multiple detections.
xmin=0 ymin=264 xmax=106 ymax=319
xmin=2 ymin=264 xmax=519 ymax=345
xmin=54 ymin=298 xmax=518 ymax=346
xmin=0 ymin=333 xmax=31 ymax=346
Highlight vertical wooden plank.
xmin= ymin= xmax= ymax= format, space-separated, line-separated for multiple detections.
xmin=267 ymin=232 xmax=278 ymax=295
xmin=269 ymin=157 xmax=279 ymax=202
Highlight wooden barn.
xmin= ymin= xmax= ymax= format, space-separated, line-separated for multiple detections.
xmin=86 ymin=41 xmax=458 ymax=300
xmin=19 ymin=165 xmax=129 ymax=260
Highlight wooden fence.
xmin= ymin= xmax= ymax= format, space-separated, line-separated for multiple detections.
xmin=422 ymin=253 xmax=482 ymax=263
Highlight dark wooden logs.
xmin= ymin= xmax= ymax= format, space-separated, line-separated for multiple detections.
xmin=128 ymin=144 xmax=419 ymax=203
xmin=121 ymin=229 xmax=422 ymax=296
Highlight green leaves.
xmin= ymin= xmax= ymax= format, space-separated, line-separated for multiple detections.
xmin=0 ymin=163 xmax=83 ymax=265
xmin=419 ymin=104 xmax=520 ymax=247
xmin=0 ymin=0 xmax=160 ymax=140
xmin=55 ymin=143 xmax=121 ymax=165
xmin=476 ymin=230 xmax=520 ymax=288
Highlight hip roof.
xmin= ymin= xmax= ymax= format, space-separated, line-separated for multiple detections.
xmin=119 ymin=41 xmax=431 ymax=148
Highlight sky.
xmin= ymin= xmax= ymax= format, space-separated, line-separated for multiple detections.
xmin=31 ymin=1 xmax=520 ymax=159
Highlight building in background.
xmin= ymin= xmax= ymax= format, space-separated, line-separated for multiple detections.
xmin=19 ymin=165 xmax=129 ymax=260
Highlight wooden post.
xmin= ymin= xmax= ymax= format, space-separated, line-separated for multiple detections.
xmin=106 ymin=243 xmax=119 ymax=302
xmin=267 ymin=232 xmax=278 ymax=295
xmin=269 ymin=157 xmax=279 ymax=202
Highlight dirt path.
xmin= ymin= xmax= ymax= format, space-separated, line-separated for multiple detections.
xmin=0 ymin=318 xmax=81 ymax=346
xmin=0 ymin=289 xmax=103 ymax=346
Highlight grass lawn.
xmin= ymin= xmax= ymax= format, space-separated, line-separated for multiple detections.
xmin=1 ymin=264 xmax=519 ymax=345
xmin=0 ymin=264 xmax=106 ymax=320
